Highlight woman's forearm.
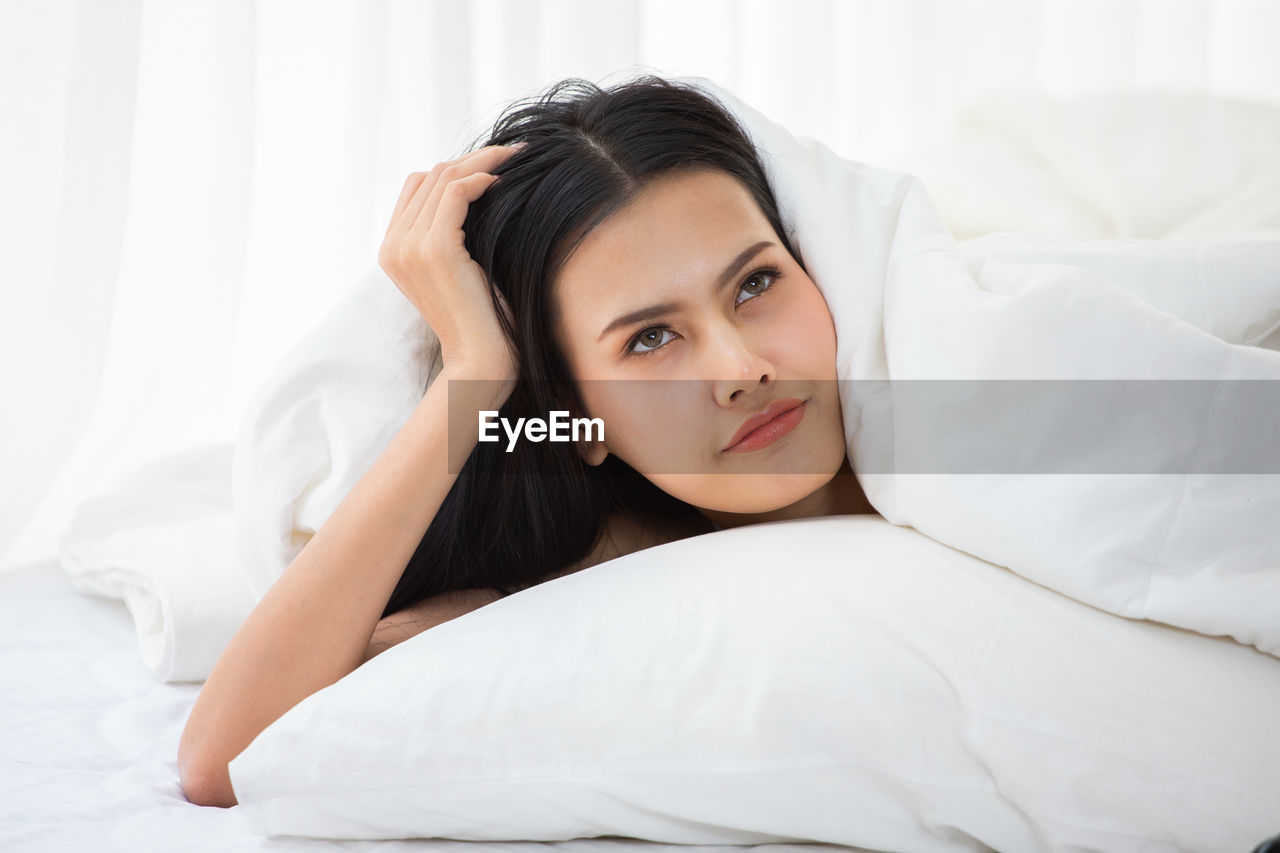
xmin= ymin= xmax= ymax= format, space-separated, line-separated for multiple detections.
xmin=178 ymin=364 xmax=509 ymax=807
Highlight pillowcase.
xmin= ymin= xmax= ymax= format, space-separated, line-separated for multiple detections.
xmin=227 ymin=515 xmax=1280 ymax=852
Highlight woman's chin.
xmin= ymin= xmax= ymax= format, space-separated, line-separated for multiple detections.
xmin=660 ymin=470 xmax=837 ymax=516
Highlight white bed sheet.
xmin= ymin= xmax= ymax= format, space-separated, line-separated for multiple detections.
xmin=0 ymin=559 xmax=871 ymax=853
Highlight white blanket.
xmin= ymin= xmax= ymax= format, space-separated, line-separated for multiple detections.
xmin=713 ymin=84 xmax=1280 ymax=658
xmin=58 ymin=77 xmax=1280 ymax=681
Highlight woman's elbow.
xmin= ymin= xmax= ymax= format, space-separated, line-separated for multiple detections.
xmin=179 ymin=746 xmax=239 ymax=808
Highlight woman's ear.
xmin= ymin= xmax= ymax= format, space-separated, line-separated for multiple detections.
xmin=576 ymin=438 xmax=608 ymax=467
xmin=558 ymin=397 xmax=608 ymax=467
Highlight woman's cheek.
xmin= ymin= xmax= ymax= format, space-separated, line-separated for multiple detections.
xmin=594 ymin=389 xmax=704 ymax=470
xmin=788 ymin=286 xmax=838 ymax=376
xmin=764 ymin=302 xmax=832 ymax=376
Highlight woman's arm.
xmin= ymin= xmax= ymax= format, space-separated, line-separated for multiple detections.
xmin=176 ymin=140 xmax=524 ymax=804
xmin=177 ymin=366 xmax=508 ymax=808
xmin=179 ymin=144 xmax=525 ymax=809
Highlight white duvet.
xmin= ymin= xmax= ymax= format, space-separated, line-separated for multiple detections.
xmin=724 ymin=86 xmax=1280 ymax=658
xmin=58 ymin=77 xmax=1280 ymax=672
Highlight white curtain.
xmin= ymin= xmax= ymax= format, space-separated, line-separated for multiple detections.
xmin=3 ymin=0 xmax=1279 ymax=571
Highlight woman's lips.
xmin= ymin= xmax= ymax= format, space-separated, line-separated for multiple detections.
xmin=723 ymin=398 xmax=807 ymax=453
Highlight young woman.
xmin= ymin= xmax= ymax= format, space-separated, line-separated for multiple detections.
xmin=178 ymin=74 xmax=876 ymax=808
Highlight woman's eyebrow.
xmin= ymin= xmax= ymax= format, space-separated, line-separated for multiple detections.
xmin=596 ymin=239 xmax=776 ymax=343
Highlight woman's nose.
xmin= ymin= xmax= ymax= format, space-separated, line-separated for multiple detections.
xmin=706 ymin=322 xmax=775 ymax=405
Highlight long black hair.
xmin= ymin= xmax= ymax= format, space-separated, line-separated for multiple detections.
xmin=381 ymin=74 xmax=807 ymax=617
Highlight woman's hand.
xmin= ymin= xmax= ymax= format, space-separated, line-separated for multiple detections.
xmin=378 ymin=145 xmax=524 ymax=378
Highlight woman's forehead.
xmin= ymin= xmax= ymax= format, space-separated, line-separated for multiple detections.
xmin=554 ymin=169 xmax=774 ymax=316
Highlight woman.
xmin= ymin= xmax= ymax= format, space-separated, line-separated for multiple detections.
xmin=178 ymin=74 xmax=876 ymax=808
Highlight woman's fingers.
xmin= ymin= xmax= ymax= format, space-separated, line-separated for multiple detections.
xmin=387 ymin=144 xmax=522 ymax=240
xmin=393 ymin=163 xmax=447 ymax=238
xmin=410 ymin=144 xmax=523 ymax=234
xmin=375 ymin=144 xmax=526 ymax=378
xmin=385 ymin=172 xmax=429 ymax=237
xmin=427 ymin=171 xmax=501 ymax=254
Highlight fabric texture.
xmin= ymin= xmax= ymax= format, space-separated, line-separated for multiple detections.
xmin=55 ymin=445 xmax=253 ymax=683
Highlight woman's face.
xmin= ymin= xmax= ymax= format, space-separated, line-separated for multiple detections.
xmin=551 ymin=167 xmax=846 ymax=515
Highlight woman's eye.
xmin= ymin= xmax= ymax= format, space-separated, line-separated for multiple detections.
xmin=735 ymin=268 xmax=780 ymax=305
xmin=628 ymin=326 xmax=675 ymax=356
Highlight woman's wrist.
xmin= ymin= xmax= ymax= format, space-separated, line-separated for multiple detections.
xmin=437 ymin=359 xmax=516 ymax=412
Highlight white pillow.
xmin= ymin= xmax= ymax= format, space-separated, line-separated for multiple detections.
xmin=226 ymin=515 xmax=1280 ymax=851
